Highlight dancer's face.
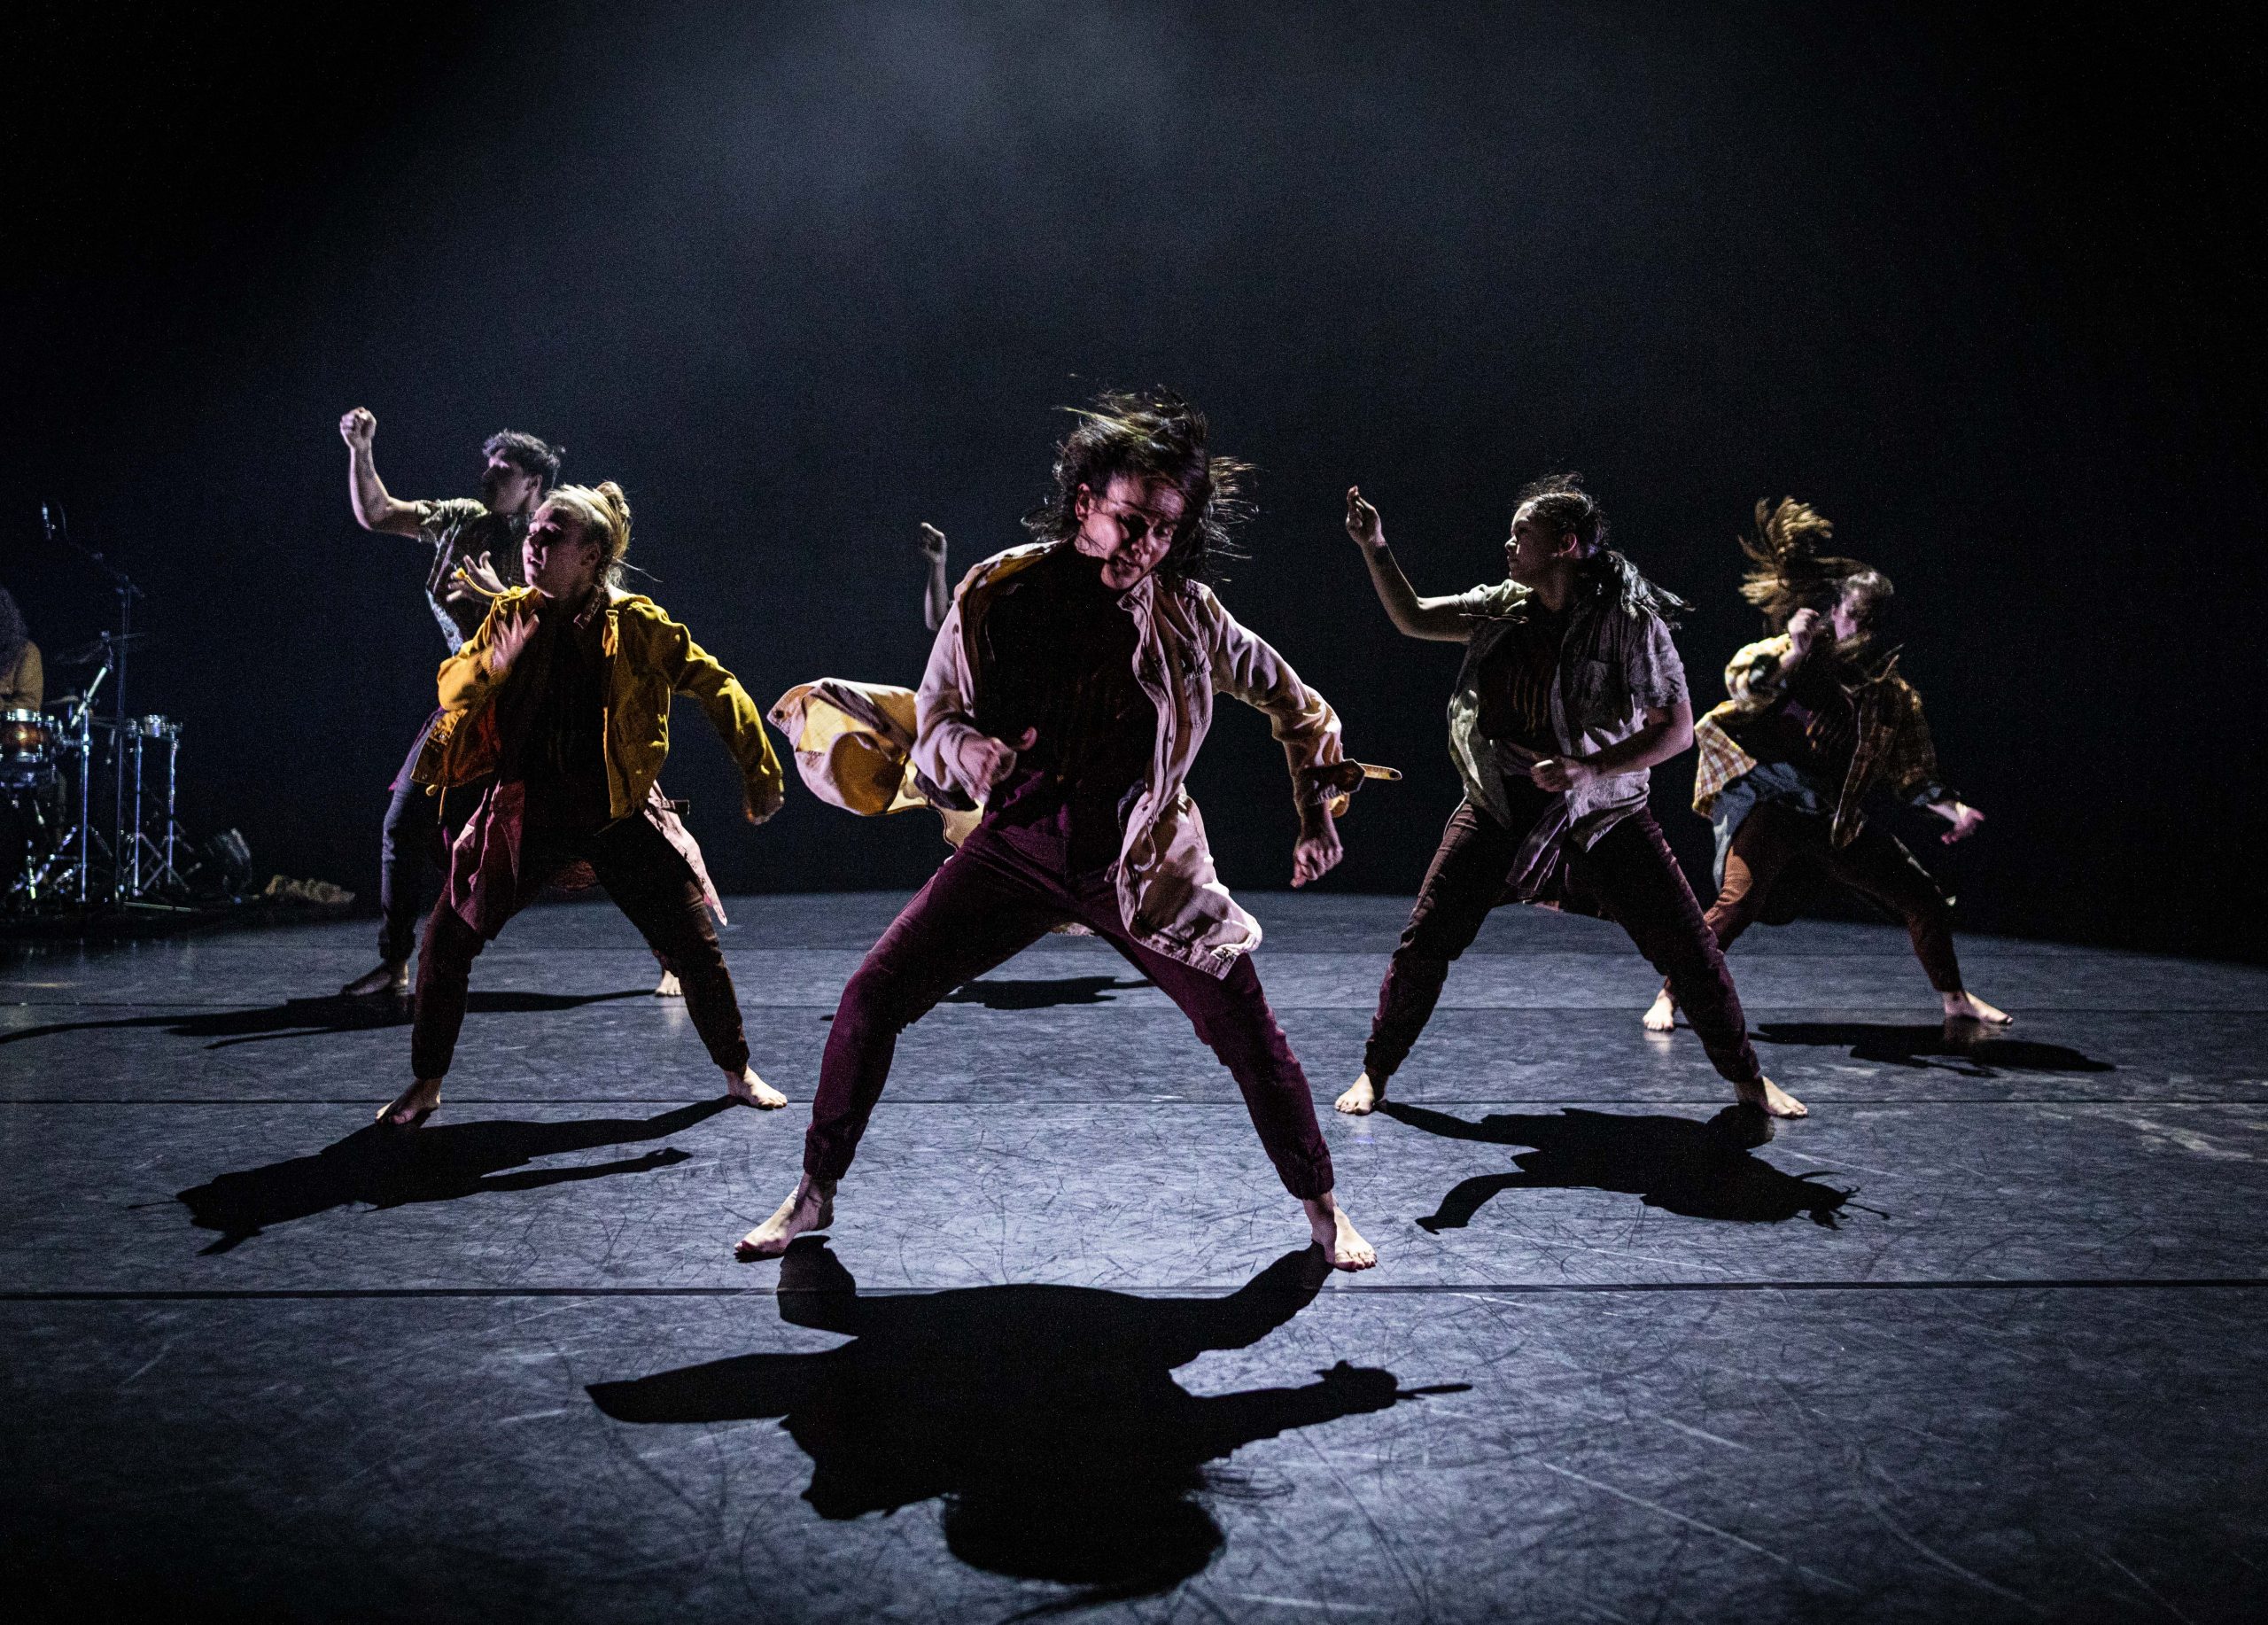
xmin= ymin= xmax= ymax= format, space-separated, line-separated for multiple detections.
xmin=522 ymin=503 xmax=602 ymax=601
xmin=1829 ymin=588 xmax=1864 ymax=644
xmin=1504 ymin=501 xmax=1579 ymax=586
xmin=1075 ymin=476 xmax=1186 ymax=591
xmin=481 ymin=451 xmax=542 ymax=517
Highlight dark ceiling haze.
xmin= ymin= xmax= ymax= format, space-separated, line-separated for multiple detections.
xmin=8 ymin=1 xmax=2261 ymax=958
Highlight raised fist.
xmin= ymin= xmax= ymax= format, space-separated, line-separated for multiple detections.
xmin=339 ymin=407 xmax=377 ymax=450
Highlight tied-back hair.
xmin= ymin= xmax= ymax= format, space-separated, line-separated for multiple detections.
xmin=1023 ymin=389 xmax=1253 ymax=589
xmin=1515 ymin=471 xmax=1688 ymax=626
xmin=1738 ymin=497 xmax=1893 ymax=639
xmin=485 ymin=430 xmax=565 ymax=494
xmin=542 ymin=481 xmax=634 ymax=588
xmin=0 ymin=585 xmax=27 ymax=676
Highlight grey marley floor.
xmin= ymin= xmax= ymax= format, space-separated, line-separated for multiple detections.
xmin=3 ymin=893 xmax=2263 ymax=1623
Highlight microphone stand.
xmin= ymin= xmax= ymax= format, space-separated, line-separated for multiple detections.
xmin=43 ymin=504 xmax=143 ymax=905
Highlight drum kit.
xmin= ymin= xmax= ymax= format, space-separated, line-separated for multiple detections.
xmin=6 ymin=507 xmax=218 ymax=914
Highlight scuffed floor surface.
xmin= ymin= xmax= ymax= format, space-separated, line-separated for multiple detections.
xmin=4 ymin=893 xmax=2263 ymax=1622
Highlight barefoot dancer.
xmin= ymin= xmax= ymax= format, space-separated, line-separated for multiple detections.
xmin=1642 ymin=499 xmax=2007 ymax=1034
xmin=740 ymin=392 xmax=1386 ymax=1269
xmin=334 ymin=409 xmax=555 ymax=998
xmin=1333 ymin=475 xmax=1806 ymax=1121
xmin=378 ymin=482 xmax=788 ymax=1128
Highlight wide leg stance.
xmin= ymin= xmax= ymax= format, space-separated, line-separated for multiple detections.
xmin=410 ymin=812 xmax=748 ymax=1080
xmin=804 ymin=821 xmax=1335 ymax=1200
xmin=1697 ymin=802 xmax=1962 ymax=994
xmin=1366 ymin=798 xmax=1761 ymax=1090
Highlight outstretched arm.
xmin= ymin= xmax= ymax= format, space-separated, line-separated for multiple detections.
xmin=648 ymin=617 xmax=788 ymax=822
xmin=918 ymin=525 xmax=951 ymax=633
xmin=338 ymin=408 xmax=423 ymax=537
xmin=1343 ymin=486 xmax=1472 ymax=642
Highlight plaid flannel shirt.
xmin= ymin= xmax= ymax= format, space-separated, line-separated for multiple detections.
xmin=1691 ymin=634 xmax=1949 ymax=848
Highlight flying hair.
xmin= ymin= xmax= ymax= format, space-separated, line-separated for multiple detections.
xmin=1514 ymin=470 xmax=1688 ymax=625
xmin=1738 ymin=497 xmax=1892 ymax=635
xmin=1023 ymin=388 xmax=1254 ymax=588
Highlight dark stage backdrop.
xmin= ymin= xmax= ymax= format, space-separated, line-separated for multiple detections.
xmin=7 ymin=2 xmax=2261 ymax=960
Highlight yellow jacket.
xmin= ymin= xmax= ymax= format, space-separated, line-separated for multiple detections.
xmin=413 ymin=587 xmax=785 ymax=822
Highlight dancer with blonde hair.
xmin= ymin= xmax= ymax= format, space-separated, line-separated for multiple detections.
xmin=379 ymin=481 xmax=789 ymax=1128
xmin=1642 ymin=498 xmax=2007 ymax=1035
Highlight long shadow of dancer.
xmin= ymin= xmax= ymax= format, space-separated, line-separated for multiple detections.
xmin=1754 ymin=1021 xmax=2113 ymax=1077
xmin=175 ymin=1099 xmax=730 ymax=1254
xmin=590 ymin=1241 xmax=1464 ymax=1613
xmin=3 ymin=988 xmax=647 ymax=1052
xmin=1380 ymin=1101 xmax=1854 ymax=1231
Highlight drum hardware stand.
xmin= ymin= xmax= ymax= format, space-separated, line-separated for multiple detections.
xmin=44 ymin=504 xmax=143 ymax=904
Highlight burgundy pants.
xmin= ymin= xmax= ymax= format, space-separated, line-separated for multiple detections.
xmin=803 ymin=819 xmax=1335 ymax=1200
xmin=411 ymin=812 xmax=747 ymax=1080
xmin=1695 ymin=801 xmax=1963 ymax=992
xmin=1365 ymin=797 xmax=1763 ymax=1089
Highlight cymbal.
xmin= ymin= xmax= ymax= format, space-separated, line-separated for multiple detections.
xmin=50 ymin=631 xmax=147 ymax=665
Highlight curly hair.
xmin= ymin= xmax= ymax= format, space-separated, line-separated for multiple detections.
xmin=1737 ymin=497 xmax=1892 ymax=635
xmin=1514 ymin=471 xmax=1688 ymax=626
xmin=540 ymin=481 xmax=634 ymax=587
xmin=1022 ymin=389 xmax=1252 ymax=589
xmin=484 ymin=430 xmax=564 ymax=494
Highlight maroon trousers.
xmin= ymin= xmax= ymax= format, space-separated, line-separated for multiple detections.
xmin=1696 ymin=800 xmax=1963 ymax=992
xmin=411 ymin=810 xmax=747 ymax=1081
xmin=1365 ymin=797 xmax=1763 ymax=1089
xmin=804 ymin=818 xmax=1335 ymax=1200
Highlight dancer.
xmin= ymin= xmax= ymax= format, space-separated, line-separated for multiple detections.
xmin=1332 ymin=475 xmax=1806 ymax=1120
xmin=739 ymin=391 xmax=1386 ymax=1270
xmin=334 ymin=408 xmax=554 ymax=997
xmin=379 ymin=480 xmax=788 ymax=1128
xmin=1642 ymin=499 xmax=2007 ymax=1033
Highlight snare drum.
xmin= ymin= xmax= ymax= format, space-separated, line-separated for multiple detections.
xmin=2 ymin=708 xmax=55 ymax=785
xmin=129 ymin=714 xmax=182 ymax=742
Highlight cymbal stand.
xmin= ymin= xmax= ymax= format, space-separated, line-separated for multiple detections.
xmin=43 ymin=504 xmax=142 ymax=904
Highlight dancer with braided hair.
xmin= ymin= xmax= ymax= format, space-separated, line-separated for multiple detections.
xmin=1642 ymin=499 xmax=2008 ymax=1036
xmin=379 ymin=481 xmax=790 ymax=1129
xmin=1333 ymin=474 xmax=1806 ymax=1120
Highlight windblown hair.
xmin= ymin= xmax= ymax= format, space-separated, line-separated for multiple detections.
xmin=1738 ymin=497 xmax=1893 ymax=637
xmin=541 ymin=481 xmax=634 ymax=587
xmin=1023 ymin=389 xmax=1252 ymax=589
xmin=1515 ymin=471 xmax=1688 ymax=626
xmin=484 ymin=430 xmax=565 ymax=494
xmin=0 ymin=585 xmax=27 ymax=676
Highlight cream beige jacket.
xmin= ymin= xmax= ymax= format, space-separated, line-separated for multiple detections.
xmin=915 ymin=543 xmax=1353 ymax=978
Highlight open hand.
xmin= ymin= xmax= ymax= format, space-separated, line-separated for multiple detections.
xmin=956 ymin=727 xmax=1036 ymax=792
xmin=485 ymin=604 xmax=538 ymax=678
xmin=447 ymin=551 xmax=510 ymax=603
xmin=1344 ymin=486 xmax=1384 ymax=550
xmin=339 ymin=407 xmax=377 ymax=450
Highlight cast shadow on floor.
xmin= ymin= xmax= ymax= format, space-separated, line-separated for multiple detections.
xmin=941 ymin=976 xmax=1153 ymax=1010
xmin=2 ymin=988 xmax=648 ymax=1052
xmin=1753 ymin=1021 xmax=2114 ymax=1076
xmin=590 ymin=1240 xmax=1464 ymax=1614
xmin=1379 ymin=1101 xmax=1856 ymax=1230
xmin=175 ymin=1098 xmax=732 ymax=1254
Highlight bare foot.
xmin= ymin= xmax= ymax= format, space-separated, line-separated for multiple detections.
xmin=1303 ymin=1193 xmax=1378 ymax=1271
xmin=654 ymin=970 xmax=682 ymax=998
xmin=735 ymin=1177 xmax=835 ymax=1259
xmin=1333 ymin=1073 xmax=1383 ymax=1116
xmin=341 ymin=960 xmax=408 ymax=999
xmin=1943 ymin=991 xmax=2013 ymax=1025
xmin=726 ymin=1066 xmax=788 ymax=1109
xmin=1734 ymin=1074 xmax=1808 ymax=1119
xmin=377 ymin=1077 xmax=441 ymax=1129
xmin=1643 ymin=987 xmax=1678 ymax=1033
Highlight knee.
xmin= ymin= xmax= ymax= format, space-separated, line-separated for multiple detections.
xmin=833 ymin=964 xmax=921 ymax=1041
